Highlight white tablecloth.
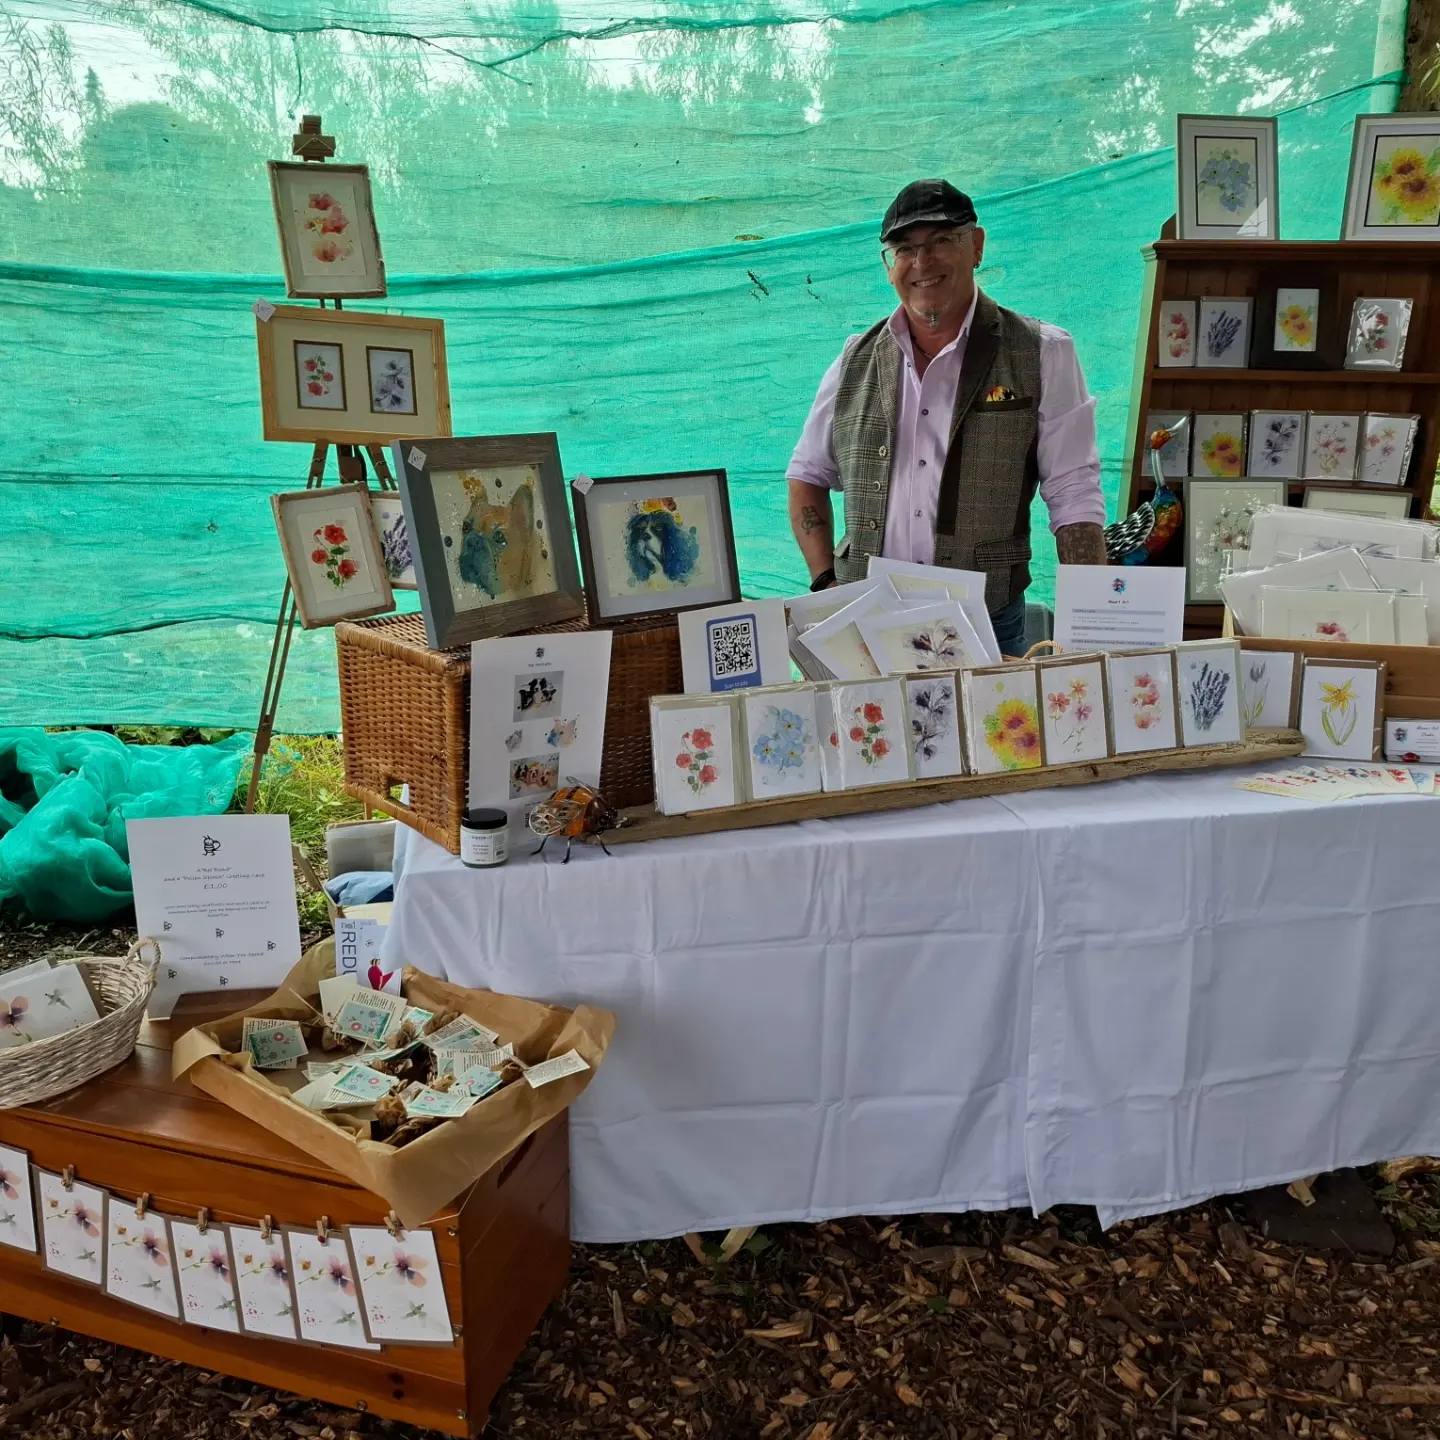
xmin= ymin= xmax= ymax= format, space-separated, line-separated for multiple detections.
xmin=383 ymin=764 xmax=1440 ymax=1242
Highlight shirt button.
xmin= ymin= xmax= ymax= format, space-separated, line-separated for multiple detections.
xmin=918 ymin=459 xmax=927 ymax=468
xmin=872 ymin=481 xmax=882 ymax=492
xmin=878 ymin=445 xmax=888 ymax=458
xmin=867 ymin=519 xmax=879 ymax=530
xmin=914 ymin=509 xmax=922 ymax=518
xmin=921 ymin=408 xmax=929 ymax=416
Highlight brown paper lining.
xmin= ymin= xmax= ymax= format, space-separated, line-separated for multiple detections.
xmin=173 ymin=940 xmax=615 ymax=1228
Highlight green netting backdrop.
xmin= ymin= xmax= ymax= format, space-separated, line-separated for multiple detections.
xmin=0 ymin=0 xmax=1403 ymax=730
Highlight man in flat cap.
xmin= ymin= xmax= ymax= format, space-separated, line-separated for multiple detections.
xmin=786 ymin=179 xmax=1106 ymax=656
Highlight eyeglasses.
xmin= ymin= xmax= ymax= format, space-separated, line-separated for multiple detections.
xmin=881 ymin=226 xmax=974 ymax=269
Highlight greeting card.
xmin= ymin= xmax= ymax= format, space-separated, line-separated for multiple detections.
xmin=170 ymin=1221 xmax=242 ymax=1332
xmin=1298 ymin=658 xmax=1385 ymax=761
xmin=962 ymin=665 xmax=1045 ymax=775
xmin=105 ymin=1205 xmax=181 ymax=1319
xmin=1036 ymin=657 xmax=1109 ymax=764
xmin=1105 ymin=650 xmax=1180 ymax=755
xmin=0 ymin=962 xmax=100 ymax=1050
xmin=856 ymin=602 xmax=989 ymax=674
xmin=1156 ymin=298 xmax=1196 ymax=367
xmin=1175 ymin=640 xmax=1244 ymax=747
xmin=36 ymin=1168 xmax=106 ymax=1287
xmin=349 ymin=1225 xmax=455 ymax=1345
xmin=906 ymin=674 xmax=966 ymax=779
xmin=827 ymin=679 xmax=912 ymax=788
xmin=650 ymin=696 xmax=742 ymax=813
xmin=740 ymin=685 xmax=823 ymax=799
xmin=231 ymin=1224 xmax=300 ymax=1339
xmin=285 ymin=1229 xmax=380 ymax=1350
xmin=1238 ymin=649 xmax=1300 ymax=728
xmin=0 ymin=1146 xmax=36 ymax=1254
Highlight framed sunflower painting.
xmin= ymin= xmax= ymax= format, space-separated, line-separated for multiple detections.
xmin=572 ymin=470 xmax=741 ymax=624
xmin=1342 ymin=115 xmax=1440 ymax=241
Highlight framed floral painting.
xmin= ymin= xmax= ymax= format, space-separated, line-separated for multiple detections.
xmin=268 ymin=161 xmax=386 ymax=298
xmin=1156 ymin=299 xmax=1196 ymax=367
xmin=1298 ymin=658 xmax=1384 ymax=762
xmin=1105 ymin=649 xmax=1180 ymax=756
xmin=1191 ymin=413 xmax=1248 ymax=477
xmin=1196 ymin=296 xmax=1252 ymax=368
xmin=1246 ymin=410 xmax=1306 ymax=479
xmin=1302 ymin=414 xmax=1361 ymax=482
xmin=1183 ymin=478 xmax=1286 ymax=603
xmin=271 ymin=483 xmax=394 ymax=628
xmin=740 ymin=685 xmax=823 ymax=799
xmin=257 ymin=307 xmax=449 ymax=444
xmin=905 ymin=673 xmax=966 ymax=780
xmin=369 ymin=492 xmax=416 ymax=589
xmin=1175 ymin=639 xmax=1243 ymax=747
xmin=394 ymin=434 xmax=585 ymax=648
xmin=1252 ymin=274 xmax=1341 ymax=369
xmin=1303 ymin=485 xmax=1411 ymax=520
xmin=1341 ymin=115 xmax=1440 ymax=241
xmin=962 ymin=664 xmax=1044 ymax=775
xmin=1176 ymin=114 xmax=1279 ymax=240
xmin=650 ymin=696 xmax=742 ymax=814
xmin=573 ymin=470 xmax=740 ymax=623
xmin=1035 ymin=656 xmax=1109 ymax=764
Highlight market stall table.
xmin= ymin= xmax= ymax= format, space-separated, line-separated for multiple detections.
xmin=382 ymin=764 xmax=1440 ymax=1242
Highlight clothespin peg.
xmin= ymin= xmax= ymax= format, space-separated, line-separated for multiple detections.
xmin=61 ymin=1166 xmax=75 ymax=1191
xmin=316 ymin=1214 xmax=331 ymax=1243
xmin=260 ymin=1214 xmax=275 ymax=1242
xmin=384 ymin=1211 xmax=404 ymax=1239
xmin=197 ymin=1207 xmax=211 ymax=1235
xmin=135 ymin=1192 xmax=150 ymax=1219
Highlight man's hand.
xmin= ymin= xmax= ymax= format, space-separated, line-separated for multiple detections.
xmin=1055 ymin=522 xmax=1107 ymax=566
xmin=788 ymin=479 xmax=836 ymax=581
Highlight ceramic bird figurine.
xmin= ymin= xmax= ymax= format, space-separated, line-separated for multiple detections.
xmin=1103 ymin=418 xmax=1187 ymax=565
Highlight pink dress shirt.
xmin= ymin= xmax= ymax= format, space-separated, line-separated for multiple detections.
xmin=786 ymin=294 xmax=1105 ymax=564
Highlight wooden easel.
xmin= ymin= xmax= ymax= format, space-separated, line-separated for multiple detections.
xmin=244 ymin=116 xmax=395 ymax=811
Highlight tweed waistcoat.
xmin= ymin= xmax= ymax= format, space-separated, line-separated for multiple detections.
xmin=830 ymin=292 xmax=1043 ymax=611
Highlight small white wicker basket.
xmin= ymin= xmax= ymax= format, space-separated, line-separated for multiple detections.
xmin=0 ymin=939 xmax=159 ymax=1109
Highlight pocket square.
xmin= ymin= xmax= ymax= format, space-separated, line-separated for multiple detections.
xmin=982 ymin=385 xmax=1018 ymax=403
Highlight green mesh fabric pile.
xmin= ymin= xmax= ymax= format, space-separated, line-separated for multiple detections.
xmin=0 ymin=0 xmax=1404 ymax=730
xmin=0 ymin=728 xmax=247 ymax=921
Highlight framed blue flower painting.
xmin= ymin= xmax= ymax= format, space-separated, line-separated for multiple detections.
xmin=1176 ymin=114 xmax=1278 ymax=241
xmin=573 ymin=469 xmax=741 ymax=624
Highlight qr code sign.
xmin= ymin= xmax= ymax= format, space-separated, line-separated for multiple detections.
xmin=706 ymin=614 xmax=761 ymax=690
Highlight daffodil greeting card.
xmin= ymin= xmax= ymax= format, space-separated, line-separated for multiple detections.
xmin=962 ymin=665 xmax=1046 ymax=775
xmin=1298 ymin=658 xmax=1385 ymax=761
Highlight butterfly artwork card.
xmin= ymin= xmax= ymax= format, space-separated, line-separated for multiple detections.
xmin=573 ymin=469 xmax=741 ymax=623
xmin=1105 ymin=649 xmax=1181 ymax=756
xmin=170 ymin=1220 xmax=242 ymax=1333
xmin=348 ymin=1225 xmax=456 ymax=1346
xmin=0 ymin=1146 xmax=36 ymax=1254
xmin=1238 ymin=648 xmax=1301 ymax=729
xmin=1298 ymin=658 xmax=1385 ymax=761
xmin=905 ymin=673 xmax=966 ymax=780
xmin=740 ymin=685 xmax=823 ymax=799
xmin=285 ymin=1228 xmax=380 ymax=1351
xmin=1175 ymin=639 xmax=1244 ymax=747
xmin=962 ymin=664 xmax=1045 ymax=775
xmin=0 ymin=960 xmax=99 ymax=1050
xmin=105 ymin=1205 xmax=182 ymax=1320
xmin=396 ymin=433 xmax=584 ymax=649
xmin=856 ymin=602 xmax=989 ymax=675
xmin=650 ymin=695 xmax=743 ymax=813
xmin=35 ymin=1167 xmax=106 ymax=1287
xmin=1035 ymin=656 xmax=1110 ymax=764
xmin=231 ymin=1224 xmax=300 ymax=1340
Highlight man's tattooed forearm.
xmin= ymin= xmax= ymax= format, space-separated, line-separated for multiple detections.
xmin=1055 ymin=522 xmax=1107 ymax=566
xmin=800 ymin=504 xmax=825 ymax=534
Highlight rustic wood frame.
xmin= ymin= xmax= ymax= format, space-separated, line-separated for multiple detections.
xmin=269 ymin=481 xmax=395 ymax=630
xmin=268 ymin=160 xmax=387 ymax=299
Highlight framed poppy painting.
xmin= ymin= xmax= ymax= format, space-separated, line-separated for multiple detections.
xmin=268 ymin=161 xmax=386 ymax=298
xmin=270 ymin=482 xmax=394 ymax=629
xmin=1341 ymin=115 xmax=1440 ymax=241
xmin=257 ymin=307 xmax=450 ymax=445
xmin=573 ymin=470 xmax=741 ymax=624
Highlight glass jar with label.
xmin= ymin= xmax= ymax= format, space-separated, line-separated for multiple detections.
xmin=459 ymin=808 xmax=509 ymax=868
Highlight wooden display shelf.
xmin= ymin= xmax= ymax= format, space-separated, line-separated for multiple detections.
xmin=1123 ymin=224 xmax=1440 ymax=640
xmin=608 ymin=730 xmax=1302 ymax=845
xmin=0 ymin=1020 xmax=569 ymax=1436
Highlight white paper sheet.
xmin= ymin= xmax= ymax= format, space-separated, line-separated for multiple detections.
xmin=1054 ymin=566 xmax=1185 ymax=653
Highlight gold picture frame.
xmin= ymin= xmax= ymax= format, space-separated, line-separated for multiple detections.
xmin=268 ymin=161 xmax=386 ymax=299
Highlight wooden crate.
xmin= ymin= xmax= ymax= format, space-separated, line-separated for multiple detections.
xmin=336 ymin=611 xmax=681 ymax=853
xmin=0 ymin=1022 xmax=569 ymax=1436
xmin=1123 ymin=228 xmax=1440 ymax=639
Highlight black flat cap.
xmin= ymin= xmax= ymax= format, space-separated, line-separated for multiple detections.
xmin=881 ymin=179 xmax=977 ymax=242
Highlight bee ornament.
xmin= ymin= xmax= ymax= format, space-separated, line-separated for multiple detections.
xmin=528 ymin=782 xmax=624 ymax=862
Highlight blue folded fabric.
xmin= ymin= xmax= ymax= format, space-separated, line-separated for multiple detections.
xmin=323 ymin=870 xmax=394 ymax=906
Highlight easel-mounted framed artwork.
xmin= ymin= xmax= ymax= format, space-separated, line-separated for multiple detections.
xmin=256 ymin=307 xmax=450 ymax=445
xmin=267 ymin=160 xmax=386 ymax=299
xmin=393 ymin=433 xmax=586 ymax=649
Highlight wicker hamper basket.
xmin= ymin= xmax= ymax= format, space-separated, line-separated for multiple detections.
xmin=336 ymin=611 xmax=682 ymax=853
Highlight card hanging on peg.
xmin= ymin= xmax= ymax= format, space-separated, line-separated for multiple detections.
xmin=61 ymin=1165 xmax=75 ymax=1191
xmin=134 ymin=1192 xmax=150 ymax=1219
xmin=196 ymin=1207 xmax=211 ymax=1235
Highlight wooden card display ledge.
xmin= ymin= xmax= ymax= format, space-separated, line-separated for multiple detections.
xmin=0 ymin=1015 xmax=568 ymax=1437
xmin=608 ymin=729 xmax=1303 ymax=844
